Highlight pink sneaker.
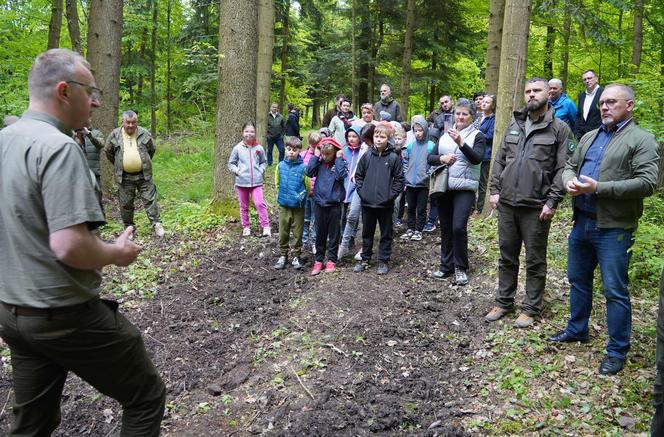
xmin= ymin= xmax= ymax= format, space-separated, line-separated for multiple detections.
xmin=311 ymin=261 xmax=323 ymax=276
xmin=324 ymin=261 xmax=336 ymax=273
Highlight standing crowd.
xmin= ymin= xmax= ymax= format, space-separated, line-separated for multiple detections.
xmin=0 ymin=48 xmax=662 ymax=436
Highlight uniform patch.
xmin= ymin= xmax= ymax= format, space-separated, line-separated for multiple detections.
xmin=568 ymin=140 xmax=576 ymax=153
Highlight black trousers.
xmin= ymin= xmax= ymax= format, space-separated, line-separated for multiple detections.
xmin=437 ymin=190 xmax=475 ymax=272
xmin=361 ymin=206 xmax=394 ymax=263
xmin=405 ymin=186 xmax=429 ymax=231
xmin=652 ymin=267 xmax=664 ymax=436
xmin=313 ymin=204 xmax=342 ymax=263
xmin=476 ymin=160 xmax=491 ymax=212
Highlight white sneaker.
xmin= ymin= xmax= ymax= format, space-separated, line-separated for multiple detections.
xmin=400 ymin=229 xmax=414 ymax=240
xmin=354 ymin=250 xmax=362 ymax=261
xmin=274 ymin=256 xmax=286 ymax=270
xmin=338 ymin=245 xmax=349 ymax=259
xmin=454 ymin=267 xmax=468 ymax=286
xmin=410 ymin=231 xmax=423 ymax=241
xmin=154 ymin=223 xmax=165 ymax=238
xmin=292 ymin=257 xmax=302 ymax=270
xmin=242 ymin=227 xmax=251 ymax=237
xmin=262 ymin=226 xmax=272 ymax=237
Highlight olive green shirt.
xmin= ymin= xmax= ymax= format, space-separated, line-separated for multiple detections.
xmin=0 ymin=111 xmax=106 ymax=307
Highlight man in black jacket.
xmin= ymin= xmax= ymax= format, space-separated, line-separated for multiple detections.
xmin=285 ymin=102 xmax=300 ymax=139
xmin=574 ymin=70 xmax=603 ymax=139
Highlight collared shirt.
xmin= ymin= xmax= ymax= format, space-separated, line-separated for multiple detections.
xmin=582 ymin=85 xmax=599 ymax=120
xmin=576 ymin=117 xmax=633 ymax=214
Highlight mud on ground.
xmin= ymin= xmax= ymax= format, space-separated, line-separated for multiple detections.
xmin=0 ymin=225 xmax=500 ymax=436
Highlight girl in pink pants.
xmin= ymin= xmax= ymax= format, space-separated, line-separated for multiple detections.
xmin=228 ymin=122 xmax=271 ymax=237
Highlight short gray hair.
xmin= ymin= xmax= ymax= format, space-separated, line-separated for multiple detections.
xmin=603 ymin=83 xmax=635 ymax=101
xmin=455 ymin=98 xmax=477 ymax=120
xmin=549 ymin=78 xmax=563 ymax=88
xmin=28 ymin=49 xmax=88 ymax=102
xmin=122 ymin=110 xmax=138 ymax=120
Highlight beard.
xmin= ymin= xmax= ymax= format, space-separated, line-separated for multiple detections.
xmin=526 ymin=98 xmax=547 ymax=112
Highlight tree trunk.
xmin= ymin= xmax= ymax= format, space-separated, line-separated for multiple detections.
xmin=278 ymin=0 xmax=290 ymax=114
xmin=485 ymin=0 xmax=531 ymax=215
xmin=631 ymin=0 xmax=644 ymax=74
xmin=357 ymin=11 xmax=371 ymax=105
xmin=65 ymin=0 xmax=82 ymax=53
xmin=166 ymin=0 xmax=172 ymax=133
xmin=544 ymin=23 xmax=555 ymax=79
xmin=214 ymin=0 xmax=258 ymax=203
xmin=561 ymin=5 xmax=571 ymax=87
xmin=400 ymin=0 xmax=415 ymax=118
xmin=617 ymin=10 xmax=623 ymax=77
xmin=47 ymin=0 xmax=63 ymax=49
xmin=87 ymin=0 xmax=123 ymax=196
xmin=485 ymin=0 xmax=506 ymax=95
xmin=256 ymin=0 xmax=275 ymax=145
xmin=150 ymin=0 xmax=158 ymax=136
xmin=312 ymin=92 xmax=320 ymax=127
xmin=351 ymin=0 xmax=357 ymax=112
xmin=428 ymin=48 xmax=437 ymax=113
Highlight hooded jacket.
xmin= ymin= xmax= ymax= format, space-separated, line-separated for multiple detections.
xmin=355 ymin=143 xmax=405 ymax=208
xmin=373 ymin=96 xmax=403 ymax=122
xmin=228 ymin=141 xmax=268 ymax=187
xmin=306 ymin=138 xmax=348 ymax=206
xmin=402 ymin=115 xmax=434 ymax=188
xmin=342 ymin=125 xmax=364 ymax=202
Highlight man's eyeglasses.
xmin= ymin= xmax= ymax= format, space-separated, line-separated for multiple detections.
xmin=66 ymin=80 xmax=103 ymax=101
xmin=597 ymin=98 xmax=631 ymax=109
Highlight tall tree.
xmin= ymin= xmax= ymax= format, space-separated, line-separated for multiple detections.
xmin=213 ymin=0 xmax=258 ymax=203
xmin=631 ymin=0 xmax=644 ymax=74
xmin=150 ymin=0 xmax=158 ymax=135
xmin=47 ymin=0 xmax=63 ymax=49
xmin=400 ymin=0 xmax=416 ymax=118
xmin=544 ymin=2 xmax=556 ymax=80
xmin=278 ymin=0 xmax=290 ymax=114
xmin=256 ymin=0 xmax=275 ymax=145
xmin=166 ymin=0 xmax=172 ymax=133
xmin=560 ymin=4 xmax=571 ymax=86
xmin=486 ymin=0 xmax=531 ymax=214
xmin=485 ymin=0 xmax=506 ymax=94
xmin=87 ymin=0 xmax=123 ymax=193
xmin=65 ymin=0 xmax=82 ymax=53
xmin=351 ymin=0 xmax=357 ymax=111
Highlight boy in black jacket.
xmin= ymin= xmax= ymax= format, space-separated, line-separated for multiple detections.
xmin=353 ymin=123 xmax=405 ymax=274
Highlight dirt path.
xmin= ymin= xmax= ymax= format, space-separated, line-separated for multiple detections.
xmin=0 ymin=229 xmax=499 ymax=436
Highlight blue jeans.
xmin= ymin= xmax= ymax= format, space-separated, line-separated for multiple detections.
xmin=565 ymin=213 xmax=633 ymax=359
xmin=267 ymin=136 xmax=285 ymax=166
xmin=340 ymin=193 xmax=362 ymax=249
xmin=302 ymin=198 xmax=316 ymax=250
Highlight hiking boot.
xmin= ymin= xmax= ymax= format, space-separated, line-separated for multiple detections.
xmin=291 ymin=257 xmax=302 ymax=270
xmin=324 ymin=261 xmax=336 ymax=273
xmin=514 ymin=313 xmax=535 ymax=329
xmin=338 ymin=245 xmax=350 ymax=259
xmin=311 ymin=261 xmax=323 ymax=276
xmin=400 ymin=229 xmax=414 ymax=240
xmin=262 ymin=226 xmax=272 ymax=237
xmin=485 ymin=306 xmax=511 ymax=322
xmin=454 ymin=267 xmax=468 ymax=285
xmin=377 ymin=262 xmax=389 ymax=275
xmin=353 ymin=261 xmax=370 ymax=273
xmin=410 ymin=231 xmax=423 ymax=241
xmin=423 ymin=222 xmax=436 ymax=233
xmin=242 ymin=227 xmax=251 ymax=237
xmin=354 ymin=250 xmax=362 ymax=261
xmin=274 ymin=256 xmax=286 ymax=270
xmin=154 ymin=223 xmax=165 ymax=238
xmin=431 ymin=270 xmax=453 ymax=280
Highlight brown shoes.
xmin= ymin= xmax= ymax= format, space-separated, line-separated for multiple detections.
xmin=484 ymin=306 xmax=511 ymax=322
xmin=513 ymin=313 xmax=535 ymax=329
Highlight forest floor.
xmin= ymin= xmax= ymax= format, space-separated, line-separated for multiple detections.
xmin=0 ymin=136 xmax=659 ymax=436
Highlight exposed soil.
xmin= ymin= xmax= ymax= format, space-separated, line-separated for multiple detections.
xmin=0 ymin=222 xmax=500 ymax=436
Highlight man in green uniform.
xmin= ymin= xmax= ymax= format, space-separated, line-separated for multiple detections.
xmin=104 ymin=110 xmax=165 ymax=237
xmin=0 ymin=49 xmax=165 ymax=436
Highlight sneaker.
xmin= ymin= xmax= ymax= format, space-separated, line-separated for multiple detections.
xmin=262 ymin=226 xmax=272 ymax=237
xmin=291 ymin=257 xmax=302 ymax=270
xmin=353 ymin=261 xmax=370 ymax=273
xmin=274 ymin=256 xmax=286 ymax=270
xmin=242 ymin=227 xmax=251 ymax=237
xmin=410 ymin=231 xmax=422 ymax=241
xmin=377 ymin=262 xmax=389 ymax=275
xmin=311 ymin=261 xmax=323 ymax=276
xmin=514 ymin=313 xmax=535 ymax=329
xmin=312 ymin=245 xmax=317 ymax=255
xmin=454 ymin=267 xmax=468 ymax=285
xmin=400 ymin=229 xmax=414 ymax=240
xmin=394 ymin=219 xmax=403 ymax=228
xmin=431 ymin=270 xmax=453 ymax=280
xmin=338 ymin=245 xmax=350 ymax=259
xmin=485 ymin=306 xmax=511 ymax=322
xmin=324 ymin=261 xmax=336 ymax=273
xmin=423 ymin=222 xmax=436 ymax=233
xmin=154 ymin=223 xmax=165 ymax=238
xmin=354 ymin=250 xmax=362 ymax=261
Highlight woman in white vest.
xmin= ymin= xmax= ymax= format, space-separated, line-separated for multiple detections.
xmin=427 ymin=98 xmax=486 ymax=286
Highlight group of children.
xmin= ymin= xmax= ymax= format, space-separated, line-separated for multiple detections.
xmin=228 ymin=117 xmax=436 ymax=276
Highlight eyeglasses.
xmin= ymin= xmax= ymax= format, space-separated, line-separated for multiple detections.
xmin=66 ymin=80 xmax=103 ymax=101
xmin=597 ymin=98 xmax=630 ymax=108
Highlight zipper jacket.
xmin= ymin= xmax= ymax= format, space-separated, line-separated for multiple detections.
xmin=228 ymin=141 xmax=267 ymax=187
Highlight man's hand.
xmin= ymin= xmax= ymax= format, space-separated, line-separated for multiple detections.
xmin=113 ymin=226 xmax=142 ymax=267
xmin=539 ymin=204 xmax=556 ymax=221
xmin=489 ymin=194 xmax=500 ymax=210
xmin=567 ymin=175 xmax=597 ymax=196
